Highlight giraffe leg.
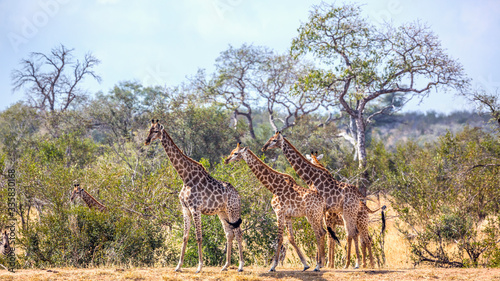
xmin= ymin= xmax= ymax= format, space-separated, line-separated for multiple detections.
xmin=327 ymin=235 xmax=335 ymax=268
xmin=360 ymin=237 xmax=367 ymax=268
xmin=343 ymin=215 xmax=361 ymax=269
xmin=192 ymin=210 xmax=204 ymax=273
xmin=175 ymin=205 xmax=191 ymax=272
xmin=218 ymin=214 xmax=234 ymax=272
xmin=307 ymin=215 xmax=326 ymax=272
xmin=325 ymin=211 xmax=339 ymax=268
xmin=353 ymin=234 xmax=361 ymax=269
xmin=269 ymin=215 xmax=286 ymax=272
xmin=285 ymin=218 xmax=310 ymax=271
xmin=234 ymin=227 xmax=244 ymax=272
xmin=364 ymin=234 xmax=375 ymax=268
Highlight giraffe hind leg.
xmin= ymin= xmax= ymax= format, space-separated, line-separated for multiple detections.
xmin=218 ymin=214 xmax=234 ymax=272
xmin=191 ymin=210 xmax=204 ymax=273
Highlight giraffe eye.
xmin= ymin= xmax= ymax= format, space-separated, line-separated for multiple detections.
xmin=234 ymin=153 xmax=238 ymax=155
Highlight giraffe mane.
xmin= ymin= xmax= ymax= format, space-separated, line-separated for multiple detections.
xmin=283 ymin=138 xmax=331 ymax=174
xmin=161 ymin=128 xmax=208 ymax=173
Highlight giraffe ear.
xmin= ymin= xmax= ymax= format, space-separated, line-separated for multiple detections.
xmin=317 ymin=154 xmax=324 ymax=160
xmin=306 ymin=154 xmax=312 ymax=161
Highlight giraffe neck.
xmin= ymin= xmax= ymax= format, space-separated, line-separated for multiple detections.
xmin=242 ymin=149 xmax=297 ymax=195
xmin=281 ymin=138 xmax=332 ymax=189
xmin=80 ymin=189 xmax=107 ymax=211
xmin=159 ymin=129 xmax=207 ymax=182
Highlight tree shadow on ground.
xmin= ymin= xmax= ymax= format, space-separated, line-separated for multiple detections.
xmin=258 ymin=268 xmax=405 ymax=281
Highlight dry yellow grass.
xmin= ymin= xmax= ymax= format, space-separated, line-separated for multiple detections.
xmin=1 ymin=266 xmax=500 ymax=281
xmin=3 ymin=196 xmax=498 ymax=280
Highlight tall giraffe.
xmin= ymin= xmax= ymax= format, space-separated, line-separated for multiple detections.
xmin=307 ymin=151 xmax=385 ymax=268
xmin=70 ymin=183 xmax=108 ymax=212
xmin=305 ymin=151 xmax=345 ymax=268
xmin=145 ymin=119 xmax=243 ymax=273
xmin=262 ymin=132 xmax=365 ymax=269
xmin=224 ymin=143 xmax=329 ymax=272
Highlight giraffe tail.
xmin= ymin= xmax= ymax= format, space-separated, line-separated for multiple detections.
xmin=327 ymin=226 xmax=341 ymax=244
xmin=226 ymin=218 xmax=242 ymax=229
xmin=381 ymin=205 xmax=387 ymax=234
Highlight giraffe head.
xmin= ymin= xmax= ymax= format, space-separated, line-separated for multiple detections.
xmin=1 ymin=231 xmax=8 ymax=245
xmin=1 ymin=230 xmax=9 ymax=254
xmin=70 ymin=183 xmax=82 ymax=202
xmin=307 ymin=151 xmax=324 ymax=166
xmin=261 ymin=131 xmax=284 ymax=151
xmin=144 ymin=119 xmax=164 ymax=145
xmin=224 ymin=142 xmax=248 ymax=164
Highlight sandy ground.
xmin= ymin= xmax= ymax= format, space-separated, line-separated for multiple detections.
xmin=1 ymin=266 xmax=500 ymax=281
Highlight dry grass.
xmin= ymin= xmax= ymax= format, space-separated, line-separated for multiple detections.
xmin=4 ymin=197 xmax=498 ymax=280
xmin=1 ymin=266 xmax=500 ymax=281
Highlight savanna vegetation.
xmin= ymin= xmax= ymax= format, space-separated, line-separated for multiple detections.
xmin=1 ymin=2 xmax=499 ymax=273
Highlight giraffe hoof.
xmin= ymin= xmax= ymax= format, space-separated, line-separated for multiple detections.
xmin=269 ymin=268 xmax=276 ymax=272
xmin=220 ymin=268 xmax=228 ymax=272
xmin=354 ymin=265 xmax=359 ymax=269
xmin=303 ymin=265 xmax=310 ymax=271
xmin=238 ymin=269 xmax=243 ymax=272
xmin=313 ymin=267 xmax=320 ymax=272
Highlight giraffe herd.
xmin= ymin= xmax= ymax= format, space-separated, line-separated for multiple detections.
xmin=66 ymin=120 xmax=386 ymax=273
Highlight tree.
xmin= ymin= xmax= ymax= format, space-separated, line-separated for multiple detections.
xmin=291 ymin=3 xmax=468 ymax=195
xmin=253 ymin=52 xmax=337 ymax=132
xmin=461 ymin=87 xmax=500 ymax=130
xmin=12 ymin=44 xmax=101 ymax=112
xmin=192 ymin=44 xmax=268 ymax=139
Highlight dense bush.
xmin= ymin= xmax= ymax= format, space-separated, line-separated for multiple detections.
xmin=371 ymin=127 xmax=500 ymax=267
xmin=1 ymin=88 xmax=498 ymax=269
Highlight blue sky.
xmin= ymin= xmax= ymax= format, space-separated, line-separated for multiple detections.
xmin=1 ymin=0 xmax=499 ymax=113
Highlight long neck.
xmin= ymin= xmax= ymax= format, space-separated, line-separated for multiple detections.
xmin=242 ymin=149 xmax=295 ymax=195
xmin=80 ymin=190 xmax=106 ymax=211
xmin=160 ymin=129 xmax=207 ymax=181
xmin=281 ymin=138 xmax=331 ymax=187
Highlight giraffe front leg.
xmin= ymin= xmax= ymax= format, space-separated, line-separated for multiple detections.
xmin=175 ymin=206 xmax=191 ymax=272
xmin=285 ymin=218 xmax=310 ymax=271
xmin=192 ymin=210 xmax=204 ymax=273
xmin=269 ymin=215 xmax=285 ymax=272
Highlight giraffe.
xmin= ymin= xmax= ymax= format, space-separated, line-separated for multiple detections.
xmin=224 ymin=143 xmax=329 ymax=272
xmin=1 ymin=231 xmax=11 ymax=256
xmin=262 ymin=132 xmax=366 ymax=269
xmin=70 ymin=183 xmax=108 ymax=212
xmin=306 ymin=150 xmax=385 ymax=268
xmin=145 ymin=119 xmax=243 ymax=273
